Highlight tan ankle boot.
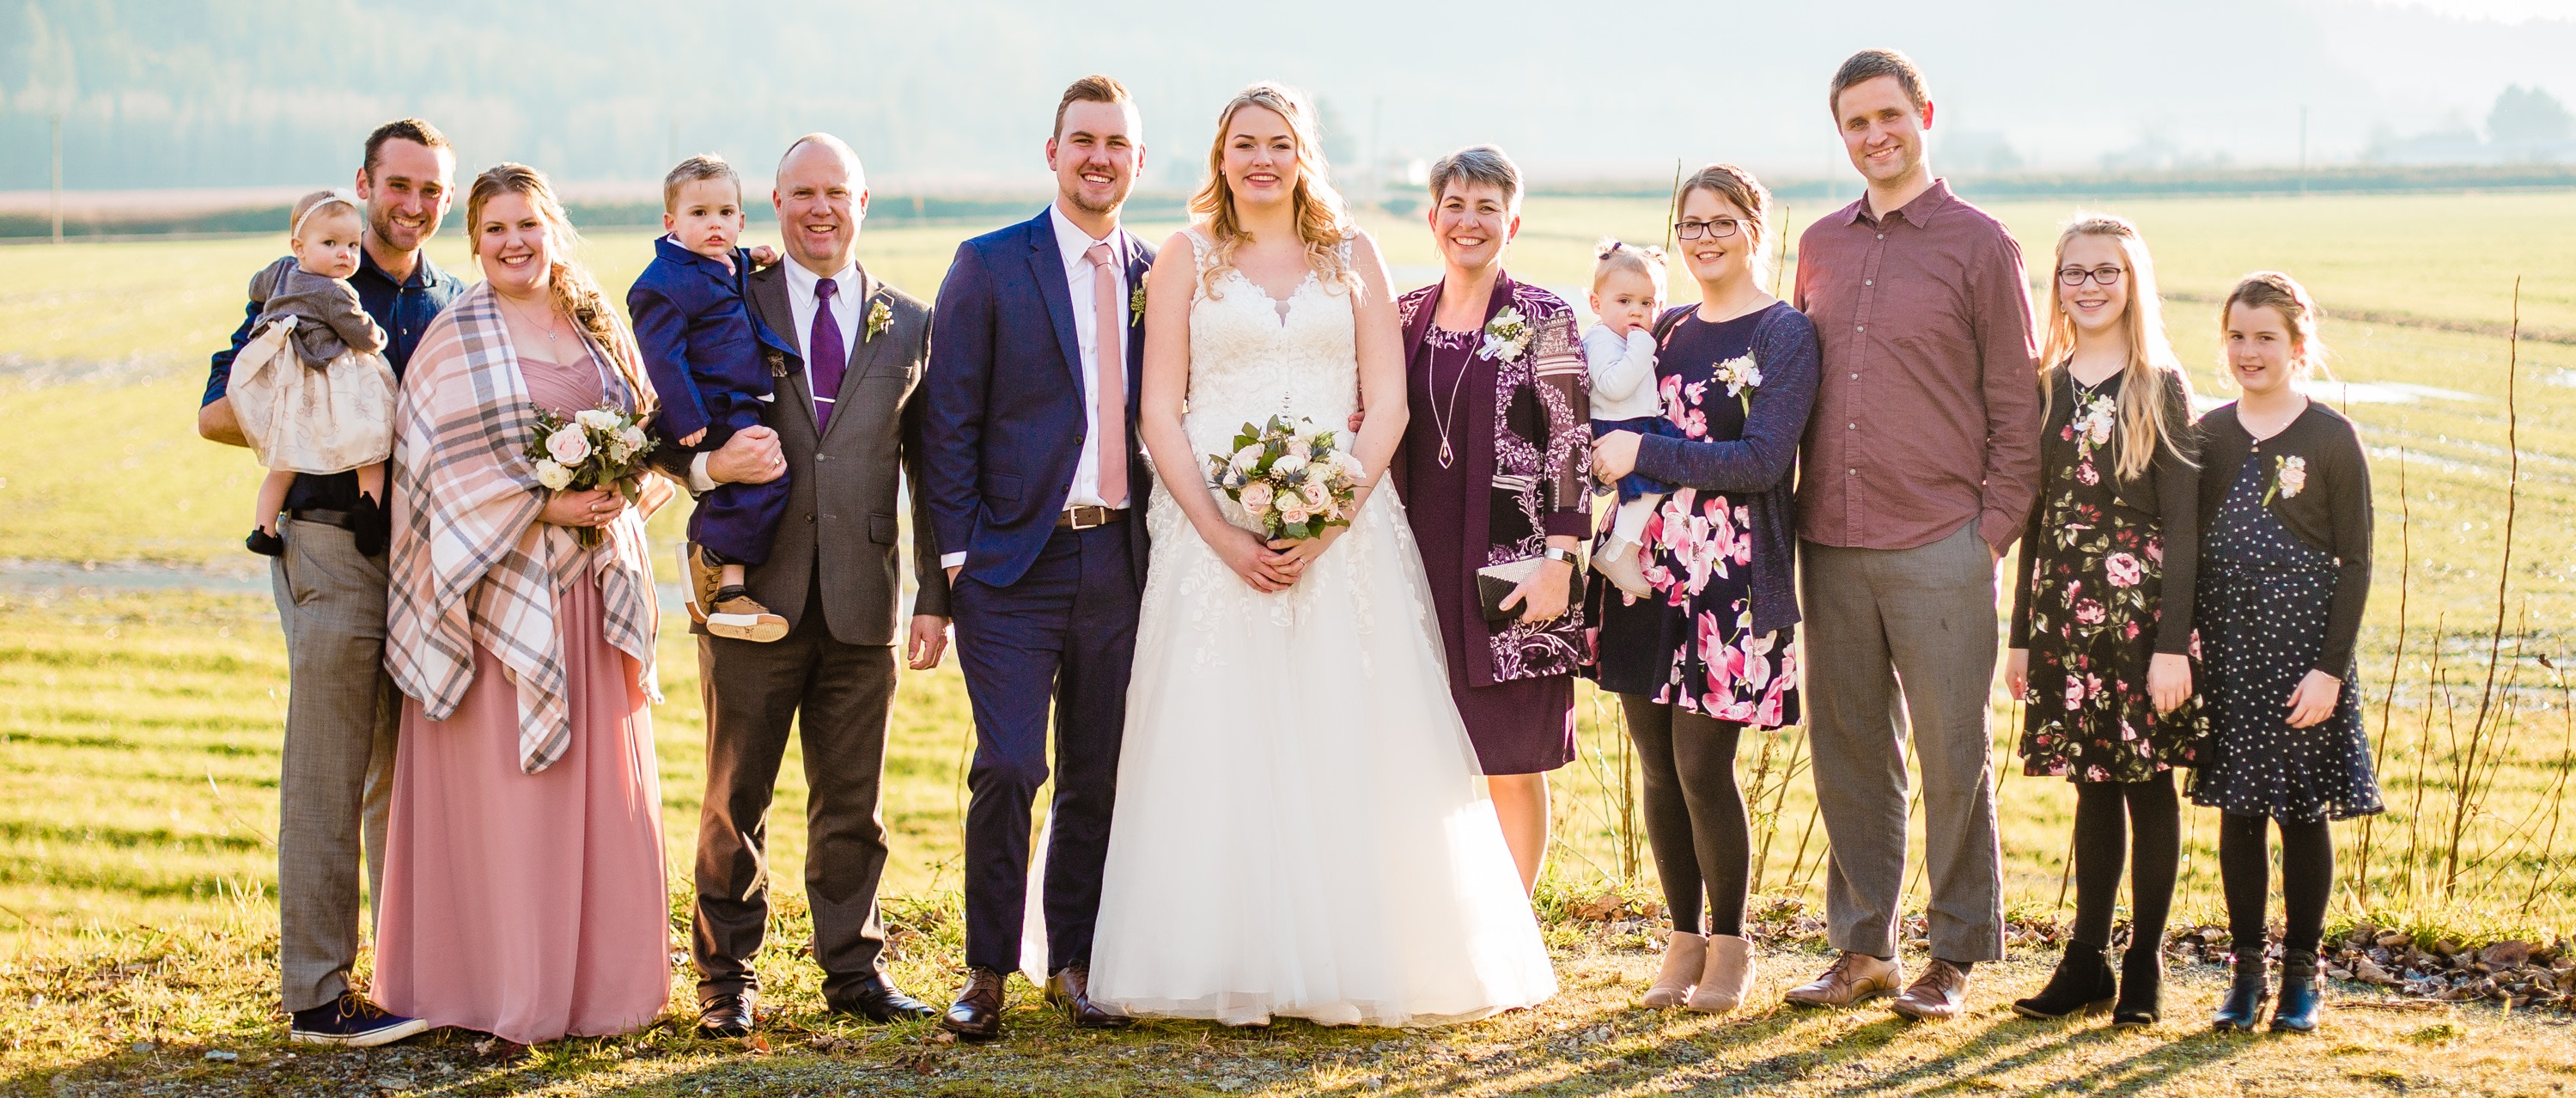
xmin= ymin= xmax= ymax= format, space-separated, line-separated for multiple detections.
xmin=1687 ymin=934 xmax=1757 ymax=1013
xmin=1643 ymin=930 xmax=1708 ymax=1008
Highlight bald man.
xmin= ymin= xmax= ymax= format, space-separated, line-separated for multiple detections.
xmin=676 ymin=133 xmax=953 ymax=1036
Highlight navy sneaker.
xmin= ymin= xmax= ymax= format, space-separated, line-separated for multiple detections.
xmin=289 ymin=993 xmax=431 ymax=1047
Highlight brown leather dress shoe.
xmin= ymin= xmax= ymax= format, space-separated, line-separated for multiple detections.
xmin=1890 ymin=958 xmax=1972 ymax=1021
xmin=1783 ymin=951 xmax=1903 ymax=1009
xmin=941 ymin=966 xmax=1008 ymax=1041
xmin=1044 ymin=963 xmax=1130 ymax=1028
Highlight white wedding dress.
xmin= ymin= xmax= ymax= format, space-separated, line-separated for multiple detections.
xmin=1086 ymin=230 xmax=1556 ymax=1027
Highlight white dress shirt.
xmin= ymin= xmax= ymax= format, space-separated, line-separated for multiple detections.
xmin=941 ymin=204 xmax=1127 ymax=570
xmin=689 ymin=258 xmax=862 ymax=492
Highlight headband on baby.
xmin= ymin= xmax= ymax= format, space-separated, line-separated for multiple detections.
xmin=293 ymin=190 xmax=364 ymax=240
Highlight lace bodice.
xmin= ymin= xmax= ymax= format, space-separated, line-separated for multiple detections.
xmin=1175 ymin=229 xmax=1362 ymax=464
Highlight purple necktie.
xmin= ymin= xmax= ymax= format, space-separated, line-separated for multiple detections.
xmin=809 ymin=277 xmax=847 ymax=430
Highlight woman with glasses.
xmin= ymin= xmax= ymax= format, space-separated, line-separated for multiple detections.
xmin=2002 ymin=213 xmax=2205 ymax=1028
xmin=1587 ymin=164 xmax=1816 ymax=1013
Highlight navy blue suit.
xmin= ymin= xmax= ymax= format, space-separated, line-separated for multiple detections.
xmin=629 ymin=236 xmax=800 ymax=564
xmin=923 ymin=209 xmax=1154 ymax=973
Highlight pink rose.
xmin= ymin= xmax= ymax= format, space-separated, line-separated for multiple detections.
xmin=1239 ymin=481 xmax=1275 ymax=512
xmin=545 ymin=424 xmax=593 ymax=465
xmin=1278 ymin=498 xmax=1310 ymax=525
xmin=2064 ymin=680 xmax=2085 ymax=711
xmin=2104 ymin=552 xmax=2142 ymax=589
xmin=2074 ymin=600 xmax=2106 ymax=625
xmin=2076 ymin=462 xmax=2100 ymax=485
xmin=1299 ymin=480 xmax=1330 ymax=509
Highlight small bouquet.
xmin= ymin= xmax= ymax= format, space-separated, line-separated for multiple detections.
xmin=527 ymin=403 xmax=658 ymax=547
xmin=1206 ymin=414 xmax=1365 ymax=540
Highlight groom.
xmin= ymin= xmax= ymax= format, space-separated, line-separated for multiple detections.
xmin=920 ymin=75 xmax=1154 ymax=1040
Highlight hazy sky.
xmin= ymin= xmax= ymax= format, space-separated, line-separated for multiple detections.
xmin=4 ymin=0 xmax=2573 ymax=192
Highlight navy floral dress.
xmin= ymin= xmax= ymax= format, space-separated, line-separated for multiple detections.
xmin=1591 ymin=310 xmax=1799 ymax=729
xmin=2015 ymin=369 xmax=2208 ymax=782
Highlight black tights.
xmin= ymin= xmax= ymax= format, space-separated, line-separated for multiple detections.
xmin=1622 ymin=696 xmax=1750 ymax=937
xmin=2068 ymin=773 xmax=2180 ymax=952
xmin=2219 ymin=812 xmax=2334 ymax=958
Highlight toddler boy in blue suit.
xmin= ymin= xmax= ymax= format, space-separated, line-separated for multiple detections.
xmin=629 ymin=155 xmax=797 ymax=641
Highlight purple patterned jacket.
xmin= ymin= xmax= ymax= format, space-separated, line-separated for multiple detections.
xmin=1392 ymin=272 xmax=1594 ymax=687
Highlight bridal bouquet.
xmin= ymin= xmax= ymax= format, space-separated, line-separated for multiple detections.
xmin=1206 ymin=414 xmax=1364 ymax=540
xmin=527 ymin=403 xmax=658 ymax=546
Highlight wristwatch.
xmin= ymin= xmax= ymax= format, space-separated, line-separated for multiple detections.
xmin=1541 ymin=545 xmax=1586 ymax=572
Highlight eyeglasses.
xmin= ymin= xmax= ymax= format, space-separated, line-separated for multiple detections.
xmin=2058 ymin=265 xmax=2127 ymax=287
xmin=1672 ymin=218 xmax=1745 ymax=241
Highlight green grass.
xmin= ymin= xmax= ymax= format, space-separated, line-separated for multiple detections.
xmin=1 ymin=190 xmax=2573 ymax=1093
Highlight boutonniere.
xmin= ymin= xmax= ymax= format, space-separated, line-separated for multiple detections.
xmin=764 ymin=348 xmax=788 ymax=378
xmin=1712 ymin=353 xmax=1765 ymax=415
xmin=2262 ymin=454 xmax=2307 ymax=504
xmin=862 ymin=298 xmax=893 ymax=343
xmin=1479 ymin=306 xmax=1532 ymax=363
xmin=1130 ymin=284 xmax=1148 ymax=326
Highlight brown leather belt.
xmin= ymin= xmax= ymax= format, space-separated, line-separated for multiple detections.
xmin=1057 ymin=505 xmax=1128 ymax=530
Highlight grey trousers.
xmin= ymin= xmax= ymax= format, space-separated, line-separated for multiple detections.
xmin=270 ymin=517 xmax=400 ymax=1014
xmin=691 ymin=603 xmax=899 ymax=1010
xmin=1799 ymin=522 xmax=2006 ymax=963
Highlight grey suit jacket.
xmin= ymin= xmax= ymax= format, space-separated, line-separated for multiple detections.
xmin=680 ymin=261 xmax=951 ymax=644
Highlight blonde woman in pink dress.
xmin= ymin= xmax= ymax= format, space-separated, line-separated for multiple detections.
xmin=377 ymin=163 xmax=673 ymax=1045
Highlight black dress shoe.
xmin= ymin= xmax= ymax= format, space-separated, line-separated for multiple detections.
xmin=1045 ymin=963 xmax=1130 ymax=1029
xmin=697 ymin=991 xmax=757 ymax=1038
xmin=830 ymin=973 xmax=938 ymax=1023
xmin=941 ymin=966 xmax=1008 ymax=1041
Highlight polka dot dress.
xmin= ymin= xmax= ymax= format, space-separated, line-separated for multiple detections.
xmin=2187 ymin=455 xmax=2382 ymax=821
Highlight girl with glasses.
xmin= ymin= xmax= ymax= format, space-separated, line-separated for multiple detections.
xmin=2005 ymin=213 xmax=2205 ymax=1028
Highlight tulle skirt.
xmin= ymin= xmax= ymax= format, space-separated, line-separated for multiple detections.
xmin=1087 ymin=485 xmax=1558 ymax=1027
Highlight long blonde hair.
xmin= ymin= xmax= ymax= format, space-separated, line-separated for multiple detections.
xmin=1189 ymin=82 xmax=1356 ymax=299
xmin=466 ymin=162 xmax=655 ymax=418
xmin=2039 ymin=213 xmax=2191 ymax=482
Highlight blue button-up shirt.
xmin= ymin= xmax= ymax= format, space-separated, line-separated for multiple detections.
xmin=204 ymin=245 xmax=465 ymax=511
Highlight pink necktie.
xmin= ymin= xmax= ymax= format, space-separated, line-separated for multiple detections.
xmin=1085 ymin=242 xmax=1129 ymax=508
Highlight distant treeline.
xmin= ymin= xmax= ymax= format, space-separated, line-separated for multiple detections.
xmin=7 ymin=163 xmax=2576 ymax=241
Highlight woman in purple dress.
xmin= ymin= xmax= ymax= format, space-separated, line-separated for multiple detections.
xmin=1389 ymin=145 xmax=1592 ymax=895
xmin=1589 ymin=165 xmax=1817 ymax=1013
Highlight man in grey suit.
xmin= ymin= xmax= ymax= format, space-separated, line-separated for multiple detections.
xmin=673 ymin=132 xmax=953 ymax=1037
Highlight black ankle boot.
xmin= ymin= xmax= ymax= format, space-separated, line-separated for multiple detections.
xmin=2270 ymin=949 xmax=2321 ymax=1033
xmin=2212 ymin=955 xmax=2269 ymax=1032
xmin=350 ymin=494 xmax=388 ymax=558
xmin=2013 ymin=942 xmax=2116 ymax=1019
xmin=2111 ymin=941 xmax=2164 ymax=1028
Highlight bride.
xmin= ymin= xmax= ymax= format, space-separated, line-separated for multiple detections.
xmin=1086 ymin=82 xmax=1557 ymax=1027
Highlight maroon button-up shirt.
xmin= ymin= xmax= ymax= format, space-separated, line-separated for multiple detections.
xmin=1793 ymin=179 xmax=2042 ymax=555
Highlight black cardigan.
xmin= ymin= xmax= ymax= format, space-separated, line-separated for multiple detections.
xmin=2009 ymin=365 xmax=2201 ymax=656
xmin=2197 ymin=400 xmax=2374 ymax=675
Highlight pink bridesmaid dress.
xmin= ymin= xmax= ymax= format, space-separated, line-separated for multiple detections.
xmin=373 ymin=345 xmax=671 ymax=1044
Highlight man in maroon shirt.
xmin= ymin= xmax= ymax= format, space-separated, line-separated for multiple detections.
xmin=1781 ymin=49 xmax=2043 ymax=1022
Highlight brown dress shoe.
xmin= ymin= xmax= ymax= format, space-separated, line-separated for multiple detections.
xmin=1890 ymin=958 xmax=1972 ymax=1021
xmin=1783 ymin=951 xmax=1903 ymax=1009
xmin=1044 ymin=963 xmax=1130 ymax=1028
xmin=941 ymin=967 xmax=1008 ymax=1041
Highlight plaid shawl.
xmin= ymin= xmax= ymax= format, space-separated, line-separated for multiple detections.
xmin=385 ymin=283 xmax=661 ymax=774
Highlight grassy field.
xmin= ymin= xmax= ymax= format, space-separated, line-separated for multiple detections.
xmin=2 ymin=188 xmax=2573 ymax=1094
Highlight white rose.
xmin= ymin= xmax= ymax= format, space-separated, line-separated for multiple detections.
xmin=1334 ymin=451 xmax=1366 ymax=480
xmin=1271 ymin=454 xmax=1307 ymax=479
xmin=575 ymin=408 xmax=621 ymax=432
xmin=1232 ymin=443 xmax=1265 ymax=473
xmin=545 ymin=424 xmax=593 ymax=465
xmin=619 ymin=425 xmax=649 ymax=452
xmin=534 ymin=459 xmax=575 ymax=491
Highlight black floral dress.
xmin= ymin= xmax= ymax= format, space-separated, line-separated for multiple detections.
xmin=2015 ymin=370 xmax=2208 ymax=783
